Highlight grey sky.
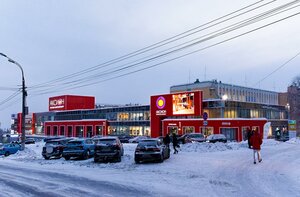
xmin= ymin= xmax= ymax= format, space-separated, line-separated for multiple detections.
xmin=1 ymin=0 xmax=300 ymax=128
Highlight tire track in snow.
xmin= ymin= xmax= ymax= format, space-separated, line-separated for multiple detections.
xmin=0 ymin=163 xmax=154 ymax=197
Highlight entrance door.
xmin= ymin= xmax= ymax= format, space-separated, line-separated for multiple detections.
xmin=220 ymin=128 xmax=237 ymax=141
xmin=167 ymin=126 xmax=178 ymax=135
xmin=86 ymin=126 xmax=93 ymax=138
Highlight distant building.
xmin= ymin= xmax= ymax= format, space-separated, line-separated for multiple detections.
xmin=170 ymin=79 xmax=288 ymax=136
xmin=10 ymin=80 xmax=293 ymax=139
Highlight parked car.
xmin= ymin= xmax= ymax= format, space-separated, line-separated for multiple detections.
xmin=178 ymin=133 xmax=206 ymax=144
xmin=94 ymin=137 xmax=124 ymax=162
xmin=129 ymin=136 xmax=149 ymax=143
xmin=0 ymin=143 xmax=21 ymax=156
xmin=134 ymin=138 xmax=170 ymax=163
xmin=62 ymin=138 xmax=95 ymax=160
xmin=42 ymin=138 xmax=72 ymax=160
xmin=43 ymin=136 xmax=65 ymax=142
xmin=206 ymin=134 xmax=227 ymax=143
xmin=117 ymin=135 xmax=133 ymax=143
xmin=25 ymin=138 xmax=35 ymax=144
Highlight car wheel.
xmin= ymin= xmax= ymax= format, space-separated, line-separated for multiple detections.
xmin=44 ymin=156 xmax=50 ymax=160
xmin=166 ymin=150 xmax=170 ymax=159
xmin=116 ymin=155 xmax=121 ymax=162
xmin=64 ymin=156 xmax=70 ymax=160
xmin=84 ymin=150 xmax=91 ymax=159
xmin=135 ymin=158 xmax=140 ymax=164
xmin=4 ymin=152 xmax=9 ymax=157
xmin=94 ymin=158 xmax=99 ymax=163
xmin=159 ymin=154 xmax=164 ymax=163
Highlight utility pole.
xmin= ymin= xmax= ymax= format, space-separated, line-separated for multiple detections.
xmin=0 ymin=53 xmax=27 ymax=150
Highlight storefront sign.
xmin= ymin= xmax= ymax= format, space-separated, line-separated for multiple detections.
xmin=156 ymin=110 xmax=167 ymax=116
xmin=49 ymin=98 xmax=65 ymax=109
xmin=222 ymin=122 xmax=231 ymax=126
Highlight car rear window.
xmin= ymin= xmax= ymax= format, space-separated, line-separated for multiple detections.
xmin=138 ymin=140 xmax=157 ymax=147
xmin=67 ymin=141 xmax=83 ymax=145
xmin=46 ymin=141 xmax=60 ymax=145
xmin=189 ymin=134 xmax=204 ymax=138
xmin=97 ymin=139 xmax=116 ymax=144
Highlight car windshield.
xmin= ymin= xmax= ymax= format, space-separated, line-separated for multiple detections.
xmin=138 ymin=140 xmax=157 ymax=147
xmin=189 ymin=134 xmax=204 ymax=138
xmin=97 ymin=139 xmax=116 ymax=145
xmin=46 ymin=141 xmax=60 ymax=145
xmin=207 ymin=135 xmax=213 ymax=140
xmin=67 ymin=141 xmax=83 ymax=145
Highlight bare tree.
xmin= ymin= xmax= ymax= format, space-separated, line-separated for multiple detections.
xmin=291 ymin=75 xmax=300 ymax=88
xmin=288 ymin=75 xmax=300 ymax=136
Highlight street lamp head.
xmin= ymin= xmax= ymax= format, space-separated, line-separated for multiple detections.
xmin=222 ymin=94 xmax=228 ymax=101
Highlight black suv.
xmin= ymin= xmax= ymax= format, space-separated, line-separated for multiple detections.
xmin=94 ymin=137 xmax=124 ymax=162
xmin=42 ymin=138 xmax=71 ymax=160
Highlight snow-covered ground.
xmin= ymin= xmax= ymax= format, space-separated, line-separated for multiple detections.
xmin=0 ymin=138 xmax=300 ymax=197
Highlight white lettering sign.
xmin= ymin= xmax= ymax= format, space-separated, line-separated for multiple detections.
xmin=156 ymin=110 xmax=167 ymax=116
xmin=49 ymin=98 xmax=65 ymax=109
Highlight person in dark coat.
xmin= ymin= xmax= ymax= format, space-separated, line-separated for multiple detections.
xmin=250 ymin=129 xmax=263 ymax=164
xmin=172 ymin=133 xmax=179 ymax=154
xmin=163 ymin=133 xmax=171 ymax=148
xmin=247 ymin=128 xmax=253 ymax=149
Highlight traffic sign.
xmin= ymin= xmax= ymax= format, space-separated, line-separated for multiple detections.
xmin=203 ymin=112 xmax=208 ymax=121
xmin=203 ymin=121 xmax=208 ymax=126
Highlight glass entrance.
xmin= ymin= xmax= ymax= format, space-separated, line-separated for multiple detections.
xmin=220 ymin=128 xmax=237 ymax=141
xmin=168 ymin=126 xmax=178 ymax=135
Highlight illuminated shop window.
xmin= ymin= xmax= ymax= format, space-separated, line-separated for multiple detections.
xmin=200 ymin=127 xmax=213 ymax=137
xmin=183 ymin=126 xmax=194 ymax=134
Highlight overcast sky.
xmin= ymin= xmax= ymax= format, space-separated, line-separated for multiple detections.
xmin=1 ymin=0 xmax=300 ymax=128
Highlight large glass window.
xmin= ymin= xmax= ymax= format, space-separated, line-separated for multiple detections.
xmin=129 ymin=126 xmax=143 ymax=136
xmin=183 ymin=126 xmax=194 ymax=134
xmin=53 ymin=126 xmax=58 ymax=136
xmin=60 ymin=126 xmax=65 ymax=136
xmin=95 ymin=126 xmax=103 ymax=136
xmin=46 ymin=126 xmax=51 ymax=136
xmin=67 ymin=126 xmax=73 ymax=137
xmin=167 ymin=126 xmax=178 ymax=135
xmin=242 ymin=127 xmax=250 ymax=141
xmin=200 ymin=127 xmax=213 ymax=137
xmin=76 ymin=126 xmax=83 ymax=137
xmin=86 ymin=126 xmax=93 ymax=138
xmin=220 ymin=128 xmax=237 ymax=141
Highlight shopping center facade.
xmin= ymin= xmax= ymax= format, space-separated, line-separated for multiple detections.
xmin=10 ymin=80 xmax=290 ymax=141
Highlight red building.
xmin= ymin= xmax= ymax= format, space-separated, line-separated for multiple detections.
xmin=49 ymin=95 xmax=95 ymax=111
xmin=150 ymin=91 xmax=267 ymax=141
xmin=12 ymin=92 xmax=269 ymax=141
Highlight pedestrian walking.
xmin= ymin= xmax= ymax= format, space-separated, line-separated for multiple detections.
xmin=163 ymin=133 xmax=171 ymax=148
xmin=250 ymin=129 xmax=263 ymax=164
xmin=172 ymin=133 xmax=179 ymax=154
xmin=247 ymin=128 xmax=253 ymax=149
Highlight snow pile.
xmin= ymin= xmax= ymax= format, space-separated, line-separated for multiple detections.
xmin=180 ymin=140 xmax=256 ymax=153
xmin=287 ymin=137 xmax=300 ymax=144
xmin=10 ymin=143 xmax=43 ymax=161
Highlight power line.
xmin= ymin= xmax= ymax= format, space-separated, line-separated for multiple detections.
xmin=30 ymin=1 xmax=300 ymax=94
xmin=253 ymin=50 xmax=300 ymax=87
xmin=28 ymin=0 xmax=269 ymax=90
xmin=31 ymin=10 xmax=300 ymax=95
xmin=0 ymin=90 xmax=21 ymax=107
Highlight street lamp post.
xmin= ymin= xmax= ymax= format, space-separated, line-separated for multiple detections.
xmin=221 ymin=94 xmax=228 ymax=118
xmin=0 ymin=53 xmax=27 ymax=150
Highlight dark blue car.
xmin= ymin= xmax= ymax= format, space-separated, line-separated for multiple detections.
xmin=62 ymin=139 xmax=95 ymax=160
xmin=0 ymin=143 xmax=21 ymax=156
